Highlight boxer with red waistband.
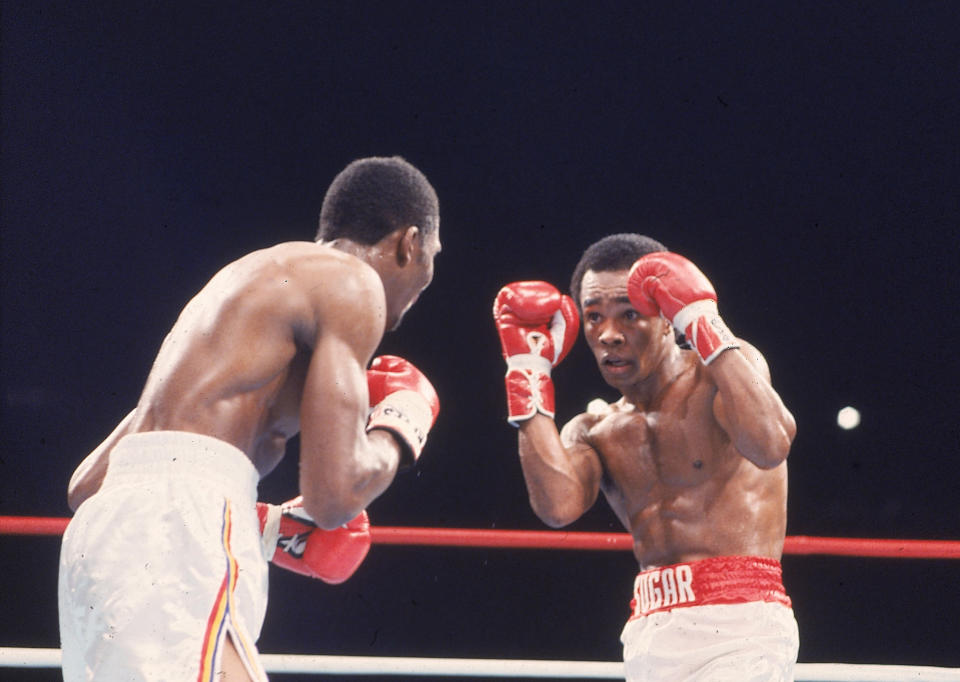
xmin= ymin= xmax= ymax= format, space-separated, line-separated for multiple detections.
xmin=494 ymin=234 xmax=798 ymax=681
xmin=59 ymin=157 xmax=443 ymax=681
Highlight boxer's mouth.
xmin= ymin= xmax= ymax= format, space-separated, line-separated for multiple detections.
xmin=602 ymin=356 xmax=632 ymax=372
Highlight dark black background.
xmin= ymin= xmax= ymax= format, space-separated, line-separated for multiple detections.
xmin=2 ymin=2 xmax=958 ymax=679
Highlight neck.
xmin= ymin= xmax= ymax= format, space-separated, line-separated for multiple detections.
xmin=320 ymin=237 xmax=398 ymax=329
xmin=620 ymin=345 xmax=693 ymax=411
xmin=323 ymin=237 xmax=397 ymax=275
xmin=321 ymin=237 xmax=370 ymax=261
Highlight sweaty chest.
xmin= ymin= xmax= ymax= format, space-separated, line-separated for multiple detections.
xmin=591 ymin=394 xmax=723 ymax=490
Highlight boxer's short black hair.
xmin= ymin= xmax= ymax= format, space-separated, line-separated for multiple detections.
xmin=317 ymin=156 xmax=439 ymax=245
xmin=570 ymin=233 xmax=667 ymax=308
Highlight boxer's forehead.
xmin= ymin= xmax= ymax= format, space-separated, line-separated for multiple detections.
xmin=580 ymin=269 xmax=631 ymax=308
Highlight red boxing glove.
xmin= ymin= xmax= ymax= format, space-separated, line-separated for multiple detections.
xmin=493 ymin=281 xmax=579 ymax=425
xmin=257 ymin=497 xmax=371 ymax=584
xmin=366 ymin=355 xmax=440 ymax=465
xmin=627 ymin=252 xmax=740 ymax=364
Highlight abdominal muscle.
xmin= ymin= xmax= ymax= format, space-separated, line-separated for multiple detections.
xmin=599 ymin=437 xmax=788 ymax=570
xmin=585 ymin=387 xmax=788 ymax=570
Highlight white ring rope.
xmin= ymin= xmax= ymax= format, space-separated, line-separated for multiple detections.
xmin=1 ymin=648 xmax=957 ymax=680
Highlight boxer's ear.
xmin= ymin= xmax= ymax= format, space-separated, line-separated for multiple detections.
xmin=395 ymin=225 xmax=420 ymax=267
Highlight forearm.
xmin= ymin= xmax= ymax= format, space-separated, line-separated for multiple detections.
xmin=300 ymin=430 xmax=400 ymax=529
xmin=626 ymin=252 xmax=796 ymax=467
xmin=350 ymin=429 xmax=404 ymax=509
xmin=492 ymin=280 xmax=591 ymax=525
xmin=518 ymin=415 xmax=598 ymax=528
xmin=708 ymin=350 xmax=796 ymax=468
xmin=67 ymin=410 xmax=136 ymax=511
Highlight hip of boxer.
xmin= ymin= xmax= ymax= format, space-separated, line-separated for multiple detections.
xmin=59 ymin=431 xmax=269 ymax=682
xmin=621 ymin=557 xmax=797 ymax=682
xmin=628 ymin=555 xmax=792 ymax=619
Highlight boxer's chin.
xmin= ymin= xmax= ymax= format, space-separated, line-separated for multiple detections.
xmin=388 ymin=309 xmax=406 ymax=331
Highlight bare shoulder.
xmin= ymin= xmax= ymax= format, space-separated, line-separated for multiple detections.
xmin=281 ymin=243 xmax=383 ymax=310
xmin=560 ymin=397 xmax=624 ymax=446
xmin=560 ymin=411 xmax=595 ymax=446
xmin=240 ymin=242 xmax=386 ymax=346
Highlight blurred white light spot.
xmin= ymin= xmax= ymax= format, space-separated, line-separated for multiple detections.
xmin=837 ymin=406 xmax=861 ymax=430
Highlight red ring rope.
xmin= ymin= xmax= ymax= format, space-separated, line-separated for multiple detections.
xmin=1 ymin=516 xmax=958 ymax=559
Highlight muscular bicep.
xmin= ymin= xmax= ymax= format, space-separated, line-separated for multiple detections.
xmin=298 ymin=264 xmax=387 ymax=496
xmin=515 ymin=412 xmax=604 ymax=528
xmin=711 ymin=340 xmax=795 ymax=468
xmin=712 ymin=340 xmax=771 ymax=432
xmin=559 ymin=415 xmax=605 ymax=493
xmin=300 ymin=333 xmax=369 ymax=457
xmin=713 ymin=339 xmax=770 ymax=424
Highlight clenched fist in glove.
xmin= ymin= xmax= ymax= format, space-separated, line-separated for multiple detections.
xmin=627 ymin=252 xmax=740 ymax=365
xmin=366 ymin=355 xmax=440 ymax=465
xmin=493 ymin=281 xmax=579 ymax=425
xmin=258 ymin=497 xmax=371 ymax=584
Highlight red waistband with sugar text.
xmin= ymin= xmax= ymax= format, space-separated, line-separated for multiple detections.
xmin=628 ymin=555 xmax=791 ymax=619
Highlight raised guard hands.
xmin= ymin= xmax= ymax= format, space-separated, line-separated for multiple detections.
xmin=493 ymin=281 xmax=579 ymax=425
xmin=366 ymin=355 xmax=440 ymax=465
xmin=627 ymin=252 xmax=740 ymax=365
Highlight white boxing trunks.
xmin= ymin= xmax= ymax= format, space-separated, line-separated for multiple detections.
xmin=620 ymin=556 xmax=799 ymax=682
xmin=58 ymin=431 xmax=270 ymax=682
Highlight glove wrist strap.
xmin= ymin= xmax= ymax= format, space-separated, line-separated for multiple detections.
xmin=505 ymin=353 xmax=553 ymax=375
xmin=505 ymin=368 xmax=556 ymax=426
xmin=675 ymin=301 xmax=740 ymax=365
xmin=367 ymin=390 xmax=432 ymax=463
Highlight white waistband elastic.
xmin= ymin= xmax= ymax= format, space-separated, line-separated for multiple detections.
xmin=104 ymin=431 xmax=260 ymax=503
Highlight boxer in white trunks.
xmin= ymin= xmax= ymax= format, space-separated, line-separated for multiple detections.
xmin=59 ymin=156 xmax=443 ymax=681
xmin=493 ymin=233 xmax=799 ymax=681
